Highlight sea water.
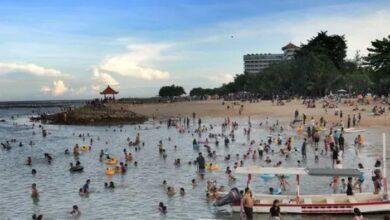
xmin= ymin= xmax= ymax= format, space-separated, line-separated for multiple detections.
xmin=0 ymin=107 xmax=388 ymax=220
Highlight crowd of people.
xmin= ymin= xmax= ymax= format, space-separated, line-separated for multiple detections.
xmin=2 ymin=96 xmax=388 ymax=219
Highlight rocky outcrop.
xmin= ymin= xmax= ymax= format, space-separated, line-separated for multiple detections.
xmin=31 ymin=104 xmax=147 ymax=125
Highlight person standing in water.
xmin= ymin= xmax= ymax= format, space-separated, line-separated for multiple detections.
xmin=338 ymin=134 xmax=345 ymax=151
xmin=70 ymin=205 xmax=81 ymax=217
xmin=301 ymin=138 xmax=307 ymax=160
xmin=31 ymin=183 xmax=39 ymax=198
xmin=243 ymin=187 xmax=254 ymax=219
xmin=269 ymin=199 xmax=281 ymax=220
xmin=353 ymin=208 xmax=364 ymax=220
xmin=196 ymin=153 xmax=205 ymax=178
xmin=346 ymin=177 xmax=354 ymax=196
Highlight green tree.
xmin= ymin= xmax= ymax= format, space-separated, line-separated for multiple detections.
xmin=189 ymin=87 xmax=217 ymax=97
xmin=158 ymin=85 xmax=186 ymax=98
xmin=296 ymin=31 xmax=347 ymax=69
xmin=365 ymin=35 xmax=390 ymax=94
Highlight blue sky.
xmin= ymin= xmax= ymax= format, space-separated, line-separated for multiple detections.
xmin=0 ymin=0 xmax=389 ymax=101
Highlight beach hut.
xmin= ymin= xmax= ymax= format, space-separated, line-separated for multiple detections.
xmin=100 ymin=85 xmax=118 ymax=101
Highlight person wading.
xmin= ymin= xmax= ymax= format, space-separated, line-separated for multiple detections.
xmin=243 ymin=187 xmax=254 ymax=219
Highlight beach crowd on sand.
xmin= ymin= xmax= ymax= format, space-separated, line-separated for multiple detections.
xmin=1 ymin=95 xmax=389 ymax=220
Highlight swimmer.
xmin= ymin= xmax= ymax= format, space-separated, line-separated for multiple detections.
xmin=31 ymin=169 xmax=37 ymax=175
xmin=32 ymin=214 xmax=43 ymax=220
xmin=167 ymin=186 xmax=176 ymax=196
xmin=82 ymin=179 xmax=90 ymax=194
xmin=159 ymin=202 xmax=167 ymax=214
xmin=109 ymin=181 xmax=115 ymax=189
xmin=26 ymin=156 xmax=32 ymax=166
xmin=31 ymin=183 xmax=39 ymax=198
xmin=79 ymin=188 xmax=84 ymax=196
xmin=70 ymin=205 xmax=81 ymax=217
xmin=191 ymin=179 xmax=197 ymax=187
xmin=180 ymin=187 xmax=185 ymax=196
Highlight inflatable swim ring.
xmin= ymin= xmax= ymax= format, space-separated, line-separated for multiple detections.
xmin=260 ymin=174 xmax=275 ymax=180
xmin=105 ymin=158 xmax=118 ymax=165
xmin=69 ymin=166 xmax=83 ymax=172
xmin=80 ymin=145 xmax=90 ymax=152
xmin=105 ymin=168 xmax=115 ymax=175
xmin=272 ymin=188 xmax=282 ymax=195
xmin=206 ymin=163 xmax=219 ymax=171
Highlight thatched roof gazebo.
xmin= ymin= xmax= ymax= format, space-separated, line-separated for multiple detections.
xmin=100 ymin=85 xmax=118 ymax=100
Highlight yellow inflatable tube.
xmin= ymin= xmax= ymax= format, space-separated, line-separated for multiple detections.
xmin=105 ymin=168 xmax=115 ymax=175
xmin=206 ymin=163 xmax=219 ymax=171
xmin=80 ymin=145 xmax=90 ymax=151
xmin=105 ymin=158 xmax=118 ymax=165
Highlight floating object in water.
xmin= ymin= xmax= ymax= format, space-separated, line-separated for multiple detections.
xmin=105 ymin=168 xmax=115 ymax=175
xmin=260 ymin=174 xmax=275 ymax=180
xmin=206 ymin=163 xmax=219 ymax=171
xmin=105 ymin=158 xmax=118 ymax=165
xmin=69 ymin=166 xmax=84 ymax=172
xmin=80 ymin=145 xmax=90 ymax=151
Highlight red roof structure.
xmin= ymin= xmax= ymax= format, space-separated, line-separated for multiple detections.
xmin=100 ymin=85 xmax=118 ymax=95
xmin=282 ymin=43 xmax=299 ymax=50
xmin=100 ymin=85 xmax=118 ymax=100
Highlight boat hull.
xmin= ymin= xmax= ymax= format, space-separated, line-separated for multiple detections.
xmin=230 ymin=193 xmax=390 ymax=214
xmin=232 ymin=201 xmax=390 ymax=214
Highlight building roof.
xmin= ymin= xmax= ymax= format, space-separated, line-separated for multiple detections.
xmin=282 ymin=43 xmax=299 ymax=50
xmin=100 ymin=85 xmax=118 ymax=95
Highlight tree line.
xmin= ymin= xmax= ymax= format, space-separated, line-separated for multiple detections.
xmin=159 ymin=32 xmax=389 ymax=99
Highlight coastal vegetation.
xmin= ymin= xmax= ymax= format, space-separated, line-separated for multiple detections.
xmin=158 ymin=84 xmax=186 ymax=98
xmin=189 ymin=32 xmax=390 ymax=98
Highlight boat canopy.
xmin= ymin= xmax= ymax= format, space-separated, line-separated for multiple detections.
xmin=234 ymin=166 xmax=362 ymax=177
xmin=234 ymin=166 xmax=307 ymax=175
xmin=308 ymin=168 xmax=361 ymax=177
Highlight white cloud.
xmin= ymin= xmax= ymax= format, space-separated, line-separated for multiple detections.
xmin=40 ymin=85 xmax=51 ymax=93
xmin=91 ymin=68 xmax=119 ymax=91
xmin=41 ymin=80 xmax=69 ymax=96
xmin=0 ymin=62 xmax=66 ymax=77
xmin=74 ymin=86 xmax=87 ymax=95
xmin=96 ymin=43 xmax=171 ymax=81
xmin=205 ymin=73 xmax=234 ymax=84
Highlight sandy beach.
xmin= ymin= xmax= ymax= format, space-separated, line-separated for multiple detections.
xmin=113 ymin=99 xmax=389 ymax=128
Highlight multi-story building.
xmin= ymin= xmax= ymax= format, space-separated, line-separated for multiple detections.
xmin=243 ymin=43 xmax=299 ymax=74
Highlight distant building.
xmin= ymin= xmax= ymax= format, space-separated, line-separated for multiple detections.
xmin=243 ymin=43 xmax=299 ymax=74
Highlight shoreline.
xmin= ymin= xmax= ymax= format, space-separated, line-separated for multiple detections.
xmin=112 ymin=99 xmax=389 ymax=128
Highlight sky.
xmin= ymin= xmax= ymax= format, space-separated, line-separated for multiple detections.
xmin=0 ymin=0 xmax=389 ymax=101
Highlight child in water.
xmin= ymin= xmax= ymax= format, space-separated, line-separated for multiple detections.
xmin=158 ymin=202 xmax=167 ymax=214
xmin=70 ymin=205 xmax=81 ymax=217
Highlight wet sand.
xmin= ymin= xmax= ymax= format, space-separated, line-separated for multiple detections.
xmin=113 ymin=100 xmax=389 ymax=128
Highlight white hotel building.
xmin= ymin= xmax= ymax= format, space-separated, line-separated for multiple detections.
xmin=243 ymin=43 xmax=299 ymax=74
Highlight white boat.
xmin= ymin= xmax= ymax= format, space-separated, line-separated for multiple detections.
xmin=224 ymin=133 xmax=389 ymax=214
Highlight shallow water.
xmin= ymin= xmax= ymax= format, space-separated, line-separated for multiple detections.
xmin=0 ymin=108 xmax=389 ymax=220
